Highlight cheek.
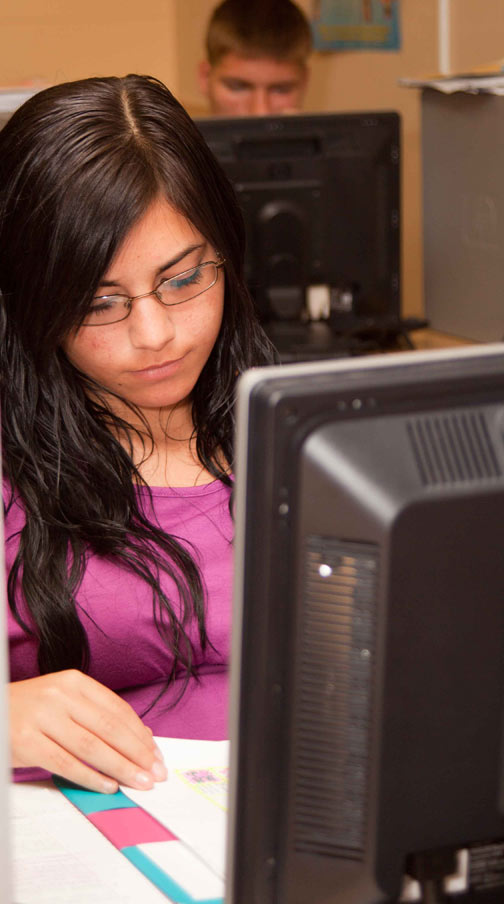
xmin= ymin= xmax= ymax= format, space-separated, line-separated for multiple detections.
xmin=209 ymin=297 xmax=225 ymax=343
xmin=186 ymin=300 xmax=224 ymax=353
xmin=63 ymin=332 xmax=117 ymax=378
xmin=273 ymin=91 xmax=299 ymax=112
xmin=216 ymin=86 xmax=243 ymax=112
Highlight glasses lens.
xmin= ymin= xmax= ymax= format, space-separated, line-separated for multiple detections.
xmin=158 ymin=263 xmax=217 ymax=306
xmin=83 ymin=296 xmax=130 ymax=326
xmin=83 ymin=261 xmax=221 ymax=326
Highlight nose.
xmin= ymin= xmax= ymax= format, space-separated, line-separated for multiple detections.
xmin=250 ymin=89 xmax=270 ymax=116
xmin=128 ymin=294 xmax=175 ymax=349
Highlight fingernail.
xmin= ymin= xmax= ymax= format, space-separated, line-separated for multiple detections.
xmin=151 ymin=760 xmax=167 ymax=781
xmin=135 ymin=772 xmax=153 ymax=788
xmin=101 ymin=779 xmax=118 ymax=794
xmin=153 ymin=745 xmax=165 ymax=763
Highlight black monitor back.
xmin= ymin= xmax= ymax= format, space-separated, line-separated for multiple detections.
xmin=196 ymin=111 xmax=400 ymax=334
xmin=229 ymin=345 xmax=504 ymax=904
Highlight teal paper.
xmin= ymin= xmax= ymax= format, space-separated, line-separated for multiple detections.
xmin=54 ymin=776 xmax=137 ymax=814
xmin=122 ymin=846 xmax=223 ymax=904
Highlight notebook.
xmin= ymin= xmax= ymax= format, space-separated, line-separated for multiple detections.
xmin=55 ymin=737 xmax=228 ymax=903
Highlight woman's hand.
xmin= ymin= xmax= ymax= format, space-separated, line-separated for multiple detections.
xmin=9 ymin=670 xmax=167 ymax=793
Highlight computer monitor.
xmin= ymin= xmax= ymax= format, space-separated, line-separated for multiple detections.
xmin=229 ymin=344 xmax=504 ymax=904
xmin=196 ymin=112 xmax=413 ymax=360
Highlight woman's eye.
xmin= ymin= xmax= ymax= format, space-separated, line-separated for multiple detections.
xmin=91 ymin=295 xmax=126 ymax=312
xmin=91 ymin=299 xmax=115 ymax=313
xmin=168 ymin=267 xmax=203 ymax=290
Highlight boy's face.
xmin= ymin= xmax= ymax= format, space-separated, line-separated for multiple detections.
xmin=198 ymin=52 xmax=308 ymax=116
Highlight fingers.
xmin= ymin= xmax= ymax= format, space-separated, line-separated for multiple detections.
xmin=54 ymin=725 xmax=166 ymax=791
xmin=38 ymin=670 xmax=161 ymax=774
xmin=73 ymin=675 xmax=169 ymax=784
xmin=17 ymin=731 xmax=121 ymax=794
xmin=9 ymin=671 xmax=168 ymax=793
xmin=50 ymin=711 xmax=167 ymax=790
xmin=66 ymin=671 xmax=153 ymax=750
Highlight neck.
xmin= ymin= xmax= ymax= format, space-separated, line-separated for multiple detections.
xmin=110 ymin=398 xmax=215 ymax=488
xmin=136 ymin=434 xmax=213 ymax=488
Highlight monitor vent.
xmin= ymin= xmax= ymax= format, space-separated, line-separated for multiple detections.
xmin=406 ymin=412 xmax=501 ymax=486
xmin=293 ymin=537 xmax=378 ymax=860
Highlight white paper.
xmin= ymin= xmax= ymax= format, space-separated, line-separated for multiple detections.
xmin=399 ymin=74 xmax=504 ymax=95
xmin=121 ymin=738 xmax=229 ymax=879
xmin=136 ymin=840 xmax=224 ymax=898
xmin=10 ymin=739 xmax=229 ymax=902
xmin=10 ymin=780 xmax=168 ymax=903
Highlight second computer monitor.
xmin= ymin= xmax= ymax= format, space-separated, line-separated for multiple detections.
xmin=196 ymin=111 xmax=401 ymax=352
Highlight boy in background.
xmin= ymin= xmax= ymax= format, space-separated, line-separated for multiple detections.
xmin=198 ymin=0 xmax=312 ymax=116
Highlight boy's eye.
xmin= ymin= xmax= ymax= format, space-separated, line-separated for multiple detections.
xmin=271 ymin=84 xmax=296 ymax=95
xmin=222 ymin=79 xmax=249 ymax=93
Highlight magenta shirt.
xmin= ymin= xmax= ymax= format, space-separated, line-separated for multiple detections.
xmin=4 ymin=479 xmax=233 ymax=781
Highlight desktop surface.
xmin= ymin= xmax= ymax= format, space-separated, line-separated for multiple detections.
xmin=265 ymin=316 xmax=430 ymax=362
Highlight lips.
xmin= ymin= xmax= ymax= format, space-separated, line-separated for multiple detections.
xmin=130 ymin=356 xmax=185 ymax=379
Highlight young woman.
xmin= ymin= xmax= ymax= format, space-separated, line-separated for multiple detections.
xmin=0 ymin=74 xmax=274 ymax=793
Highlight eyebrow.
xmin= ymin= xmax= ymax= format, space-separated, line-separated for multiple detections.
xmin=220 ymin=76 xmax=257 ymax=86
xmin=269 ymin=81 xmax=299 ymax=90
xmin=220 ymin=76 xmax=298 ymax=91
xmin=97 ymin=242 xmax=205 ymax=289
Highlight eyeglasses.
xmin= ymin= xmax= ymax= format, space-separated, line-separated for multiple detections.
xmin=83 ymin=258 xmax=225 ymax=326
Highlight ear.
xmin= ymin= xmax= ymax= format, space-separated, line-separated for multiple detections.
xmin=198 ymin=60 xmax=212 ymax=97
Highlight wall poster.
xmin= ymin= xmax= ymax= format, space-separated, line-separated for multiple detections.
xmin=311 ymin=0 xmax=401 ymax=51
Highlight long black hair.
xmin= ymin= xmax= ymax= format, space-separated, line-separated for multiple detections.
xmin=0 ymin=74 xmax=274 ymax=694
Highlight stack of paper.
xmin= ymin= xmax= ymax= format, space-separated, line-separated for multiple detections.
xmin=399 ymin=61 xmax=504 ymax=95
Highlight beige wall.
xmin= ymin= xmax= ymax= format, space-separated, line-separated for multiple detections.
xmin=450 ymin=0 xmax=504 ymax=73
xmin=298 ymin=1 xmax=438 ymax=319
xmin=0 ymin=0 xmax=179 ymax=93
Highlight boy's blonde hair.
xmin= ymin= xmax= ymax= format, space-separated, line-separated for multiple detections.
xmin=205 ymin=0 xmax=312 ymax=68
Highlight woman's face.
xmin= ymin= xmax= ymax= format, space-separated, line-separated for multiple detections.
xmin=62 ymin=197 xmax=225 ymax=420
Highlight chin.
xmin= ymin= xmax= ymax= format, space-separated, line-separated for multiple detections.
xmin=134 ymin=386 xmax=193 ymax=413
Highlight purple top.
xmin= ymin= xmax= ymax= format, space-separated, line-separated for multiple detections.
xmin=4 ymin=479 xmax=233 ymax=781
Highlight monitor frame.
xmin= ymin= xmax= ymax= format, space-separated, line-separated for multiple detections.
xmin=196 ymin=111 xmax=403 ymax=359
xmin=228 ymin=343 xmax=504 ymax=904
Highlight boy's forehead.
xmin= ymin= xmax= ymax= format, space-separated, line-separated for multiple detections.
xmin=212 ymin=52 xmax=305 ymax=85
